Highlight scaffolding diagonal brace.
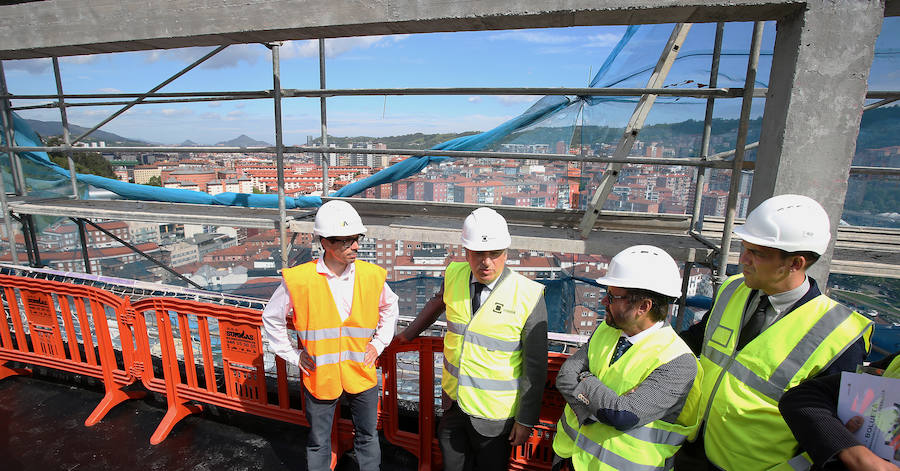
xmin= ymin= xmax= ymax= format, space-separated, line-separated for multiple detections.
xmin=579 ymin=23 xmax=692 ymax=237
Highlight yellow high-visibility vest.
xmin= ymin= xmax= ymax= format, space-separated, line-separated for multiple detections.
xmin=442 ymin=262 xmax=543 ymax=420
xmin=884 ymin=355 xmax=900 ymax=379
xmin=283 ymin=260 xmax=385 ymax=400
xmin=699 ymin=274 xmax=873 ymax=471
xmin=552 ymin=322 xmax=702 ymax=470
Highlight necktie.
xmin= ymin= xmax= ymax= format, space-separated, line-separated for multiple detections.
xmin=471 ymin=282 xmax=486 ymax=314
xmin=610 ymin=337 xmax=632 ymax=365
xmin=737 ymin=294 xmax=770 ymax=350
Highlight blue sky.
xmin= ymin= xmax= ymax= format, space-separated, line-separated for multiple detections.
xmin=3 ymin=19 xmax=897 ymax=146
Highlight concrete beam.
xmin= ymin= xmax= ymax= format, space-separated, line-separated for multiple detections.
xmin=751 ymin=0 xmax=884 ymax=285
xmin=887 ymin=0 xmax=900 ymax=17
xmin=0 ymin=0 xmax=806 ymax=60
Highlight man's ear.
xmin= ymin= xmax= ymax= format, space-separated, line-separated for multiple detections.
xmin=788 ymin=255 xmax=806 ymax=272
xmin=637 ymin=298 xmax=654 ymax=316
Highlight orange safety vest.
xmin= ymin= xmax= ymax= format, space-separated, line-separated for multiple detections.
xmin=282 ymin=260 xmax=386 ymax=400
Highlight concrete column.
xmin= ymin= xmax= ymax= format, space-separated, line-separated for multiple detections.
xmin=752 ymin=0 xmax=884 ymax=284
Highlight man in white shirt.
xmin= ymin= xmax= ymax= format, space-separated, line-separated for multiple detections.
xmin=262 ymin=200 xmax=398 ymax=471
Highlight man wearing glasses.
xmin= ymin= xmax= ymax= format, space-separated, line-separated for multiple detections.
xmin=397 ymin=207 xmax=548 ymax=470
xmin=262 ymin=200 xmax=399 ymax=471
xmin=552 ymin=245 xmax=702 ymax=471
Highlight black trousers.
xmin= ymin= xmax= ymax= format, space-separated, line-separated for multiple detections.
xmin=438 ymin=404 xmax=513 ymax=471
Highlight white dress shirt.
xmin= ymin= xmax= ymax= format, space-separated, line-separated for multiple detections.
xmin=262 ymin=258 xmax=399 ymax=368
xmin=623 ymin=320 xmax=665 ymax=344
xmin=470 ymin=273 xmax=501 ymax=313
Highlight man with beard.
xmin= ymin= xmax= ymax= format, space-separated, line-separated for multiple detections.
xmin=552 ymin=245 xmax=702 ymax=470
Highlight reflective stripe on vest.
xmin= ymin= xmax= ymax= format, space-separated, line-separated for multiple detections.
xmin=283 ymin=260 xmax=386 ymax=400
xmin=554 ymin=323 xmax=702 ymax=471
xmin=441 ymin=262 xmax=543 ymax=420
xmin=699 ymin=274 xmax=873 ymax=471
xmin=552 ymin=403 xmax=580 ymax=459
xmin=575 ymin=434 xmax=675 ymax=471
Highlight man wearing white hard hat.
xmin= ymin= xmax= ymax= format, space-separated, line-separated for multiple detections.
xmin=551 ymin=245 xmax=702 ymax=471
xmin=675 ymin=194 xmax=873 ymax=471
xmin=397 ymin=207 xmax=548 ymax=470
xmin=262 ymin=200 xmax=399 ymax=471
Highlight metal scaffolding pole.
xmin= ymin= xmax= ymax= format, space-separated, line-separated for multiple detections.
xmin=319 ymin=39 xmax=330 ymax=196
xmin=4 ymin=86 xmax=747 ymax=102
xmin=0 ymin=153 xmax=15 ymax=264
xmin=578 ymin=23 xmax=692 ymax=237
xmin=52 ymin=58 xmax=80 ymax=198
xmin=0 ymin=62 xmax=18 ymax=264
xmin=5 ymin=88 xmax=897 ymax=102
xmin=270 ymin=43 xmax=289 ymax=270
xmin=717 ymin=21 xmax=765 ymax=282
xmin=690 ymin=23 xmax=724 ymax=233
xmin=864 ymin=97 xmax=899 ymax=111
xmin=72 ymin=218 xmax=92 ymax=274
xmin=0 ymin=62 xmax=26 ymax=195
xmin=71 ymin=45 xmax=228 ymax=145
xmin=678 ymin=22 xmax=724 ymax=330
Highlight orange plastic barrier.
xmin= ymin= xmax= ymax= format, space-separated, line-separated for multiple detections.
xmin=128 ymin=297 xmax=358 ymax=466
xmin=0 ymin=274 xmax=145 ymax=425
xmin=0 ymin=274 xmax=575 ymax=470
xmin=380 ymin=336 xmax=444 ymax=471
xmin=380 ymin=338 xmax=570 ymax=471
xmin=509 ymin=353 xmax=569 ymax=471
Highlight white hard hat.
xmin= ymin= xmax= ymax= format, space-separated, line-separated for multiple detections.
xmin=313 ymin=200 xmax=367 ymax=238
xmin=733 ymin=194 xmax=831 ymax=255
xmin=596 ymin=245 xmax=682 ymax=298
xmin=461 ymin=207 xmax=511 ymax=251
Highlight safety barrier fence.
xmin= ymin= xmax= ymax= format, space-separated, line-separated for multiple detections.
xmin=0 ymin=273 xmax=571 ymax=470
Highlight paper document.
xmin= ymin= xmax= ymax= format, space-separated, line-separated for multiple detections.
xmin=837 ymin=372 xmax=900 ymax=465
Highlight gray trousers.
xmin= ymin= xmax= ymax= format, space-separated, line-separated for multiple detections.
xmin=304 ymin=385 xmax=381 ymax=471
xmin=438 ymin=403 xmax=513 ymax=471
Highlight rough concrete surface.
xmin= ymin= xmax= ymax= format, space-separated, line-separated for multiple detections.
xmin=0 ymin=373 xmax=417 ymax=471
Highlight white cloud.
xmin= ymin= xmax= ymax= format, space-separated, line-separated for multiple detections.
xmin=70 ymin=108 xmax=113 ymax=118
xmin=160 ymin=108 xmax=194 ymax=117
xmin=468 ymin=96 xmax=482 ymax=103
xmin=586 ymin=33 xmax=623 ymax=48
xmin=487 ymin=31 xmax=577 ymax=45
xmin=4 ymin=58 xmax=51 ymax=74
xmin=134 ymin=35 xmax=407 ymax=70
xmin=225 ymin=110 xmax=247 ymax=121
xmin=97 ymin=88 xmax=122 ymax=93
xmin=207 ymin=102 xmax=222 ymax=108
xmin=200 ymin=112 xmax=220 ymax=119
xmin=142 ymin=44 xmax=265 ymax=69
xmin=280 ymin=35 xmax=408 ymax=59
xmin=61 ymin=55 xmax=97 ymax=65
xmin=497 ymin=95 xmax=540 ymax=105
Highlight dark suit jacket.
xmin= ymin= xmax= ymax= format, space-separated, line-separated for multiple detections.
xmin=778 ymin=353 xmax=898 ymax=469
